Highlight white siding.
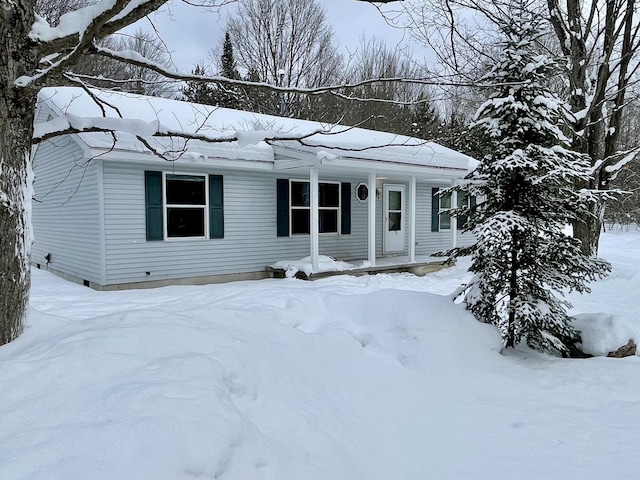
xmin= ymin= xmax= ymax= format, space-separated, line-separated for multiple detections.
xmin=102 ymin=164 xmax=466 ymax=285
xmin=31 ymin=137 xmax=103 ymax=283
xmin=102 ymin=164 xmax=375 ymax=284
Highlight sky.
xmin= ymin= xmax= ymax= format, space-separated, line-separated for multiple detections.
xmin=123 ymin=0 xmax=427 ymax=72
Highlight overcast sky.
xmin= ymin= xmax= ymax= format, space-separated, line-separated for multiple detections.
xmin=123 ymin=0 xmax=428 ymax=72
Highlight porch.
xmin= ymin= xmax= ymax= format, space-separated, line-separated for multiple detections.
xmin=272 ymin=145 xmax=468 ymax=276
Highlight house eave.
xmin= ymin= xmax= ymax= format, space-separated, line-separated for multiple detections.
xmin=89 ymin=148 xmax=275 ymax=171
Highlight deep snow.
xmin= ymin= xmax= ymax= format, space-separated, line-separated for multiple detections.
xmin=0 ymin=232 xmax=638 ymax=479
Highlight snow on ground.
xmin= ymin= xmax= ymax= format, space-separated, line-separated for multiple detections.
xmin=1 ymin=232 xmax=639 ymax=480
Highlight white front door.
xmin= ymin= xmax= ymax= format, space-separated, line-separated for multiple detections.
xmin=383 ymin=184 xmax=405 ymax=254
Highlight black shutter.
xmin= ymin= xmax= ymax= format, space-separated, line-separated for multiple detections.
xmin=277 ymin=179 xmax=289 ymax=236
xmin=431 ymin=187 xmax=440 ymax=232
xmin=209 ymin=175 xmax=224 ymax=239
xmin=145 ymin=171 xmax=163 ymax=241
xmin=341 ymin=182 xmax=351 ymax=234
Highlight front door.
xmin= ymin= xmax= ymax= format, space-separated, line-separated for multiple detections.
xmin=383 ymin=184 xmax=405 ymax=254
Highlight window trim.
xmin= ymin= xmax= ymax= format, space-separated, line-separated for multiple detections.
xmin=289 ymin=179 xmax=342 ymax=236
xmin=162 ymin=172 xmax=209 ymax=241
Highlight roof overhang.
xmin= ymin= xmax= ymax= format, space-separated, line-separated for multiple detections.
xmin=272 ymin=145 xmax=468 ymax=180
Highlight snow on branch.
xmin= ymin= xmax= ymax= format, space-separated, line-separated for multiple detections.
xmin=31 ymin=114 xmax=336 ymax=146
xmin=84 ymin=44 xmax=525 ymax=98
xmin=604 ymin=150 xmax=638 ymax=175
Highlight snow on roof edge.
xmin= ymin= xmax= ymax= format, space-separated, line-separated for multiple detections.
xmin=36 ymin=87 xmax=475 ymax=171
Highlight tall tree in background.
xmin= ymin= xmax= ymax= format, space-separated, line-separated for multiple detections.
xmin=184 ymin=35 xmax=243 ymax=108
xmin=340 ymin=37 xmax=434 ymax=135
xmin=448 ymin=10 xmax=610 ymax=356
xmin=225 ymin=0 xmax=343 ymax=117
xmin=210 ymin=32 xmax=243 ymax=108
xmin=604 ymin=102 xmax=640 ymax=228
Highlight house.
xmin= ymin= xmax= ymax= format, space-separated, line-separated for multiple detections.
xmin=31 ymin=87 xmax=475 ymax=289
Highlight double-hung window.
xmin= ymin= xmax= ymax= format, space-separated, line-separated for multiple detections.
xmin=165 ymin=174 xmax=207 ymax=238
xmin=145 ymin=171 xmax=224 ymax=241
xmin=289 ymin=180 xmax=341 ymax=235
xmin=431 ymin=187 xmax=475 ymax=232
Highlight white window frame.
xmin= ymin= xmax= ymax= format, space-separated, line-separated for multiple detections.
xmin=289 ymin=179 xmax=341 ymax=236
xmin=163 ymin=172 xmax=209 ymax=241
xmin=439 ymin=191 xmax=473 ymax=230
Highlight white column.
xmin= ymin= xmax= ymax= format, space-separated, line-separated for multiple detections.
xmin=451 ymin=179 xmax=457 ymax=250
xmin=310 ymin=168 xmax=319 ymax=273
xmin=368 ymin=171 xmax=376 ymax=266
xmin=409 ymin=176 xmax=416 ymax=263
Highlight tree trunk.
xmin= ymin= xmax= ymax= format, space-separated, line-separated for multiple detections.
xmin=1 ymin=0 xmax=37 ymax=345
xmin=505 ymin=234 xmax=519 ymax=348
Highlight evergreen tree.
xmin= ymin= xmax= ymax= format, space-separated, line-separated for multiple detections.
xmin=181 ymin=65 xmax=216 ymax=105
xmin=181 ymin=35 xmax=242 ymax=109
xmin=209 ymin=32 xmax=242 ymax=109
xmin=447 ymin=13 xmax=611 ymax=356
xmin=410 ymin=93 xmax=441 ymax=139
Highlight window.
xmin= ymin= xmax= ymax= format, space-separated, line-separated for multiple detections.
xmin=457 ymin=192 xmax=471 ymax=228
xmin=291 ymin=181 xmax=310 ymax=234
xmin=165 ymin=174 xmax=207 ymax=238
xmin=356 ymin=183 xmax=369 ymax=202
xmin=439 ymin=191 xmax=452 ymax=230
xmin=431 ymin=187 xmax=475 ymax=232
xmin=145 ymin=171 xmax=224 ymax=241
xmin=290 ymin=180 xmax=340 ymax=235
xmin=277 ymin=179 xmax=350 ymax=237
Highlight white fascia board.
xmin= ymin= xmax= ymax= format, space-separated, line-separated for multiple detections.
xmin=273 ymin=158 xmax=321 ymax=170
xmin=89 ymin=148 xmax=275 ymax=171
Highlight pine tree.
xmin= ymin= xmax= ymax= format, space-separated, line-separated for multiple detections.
xmin=181 ymin=35 xmax=243 ymax=109
xmin=410 ymin=93 xmax=441 ymax=139
xmin=448 ymin=13 xmax=611 ymax=356
xmin=181 ymin=65 xmax=216 ymax=104
xmin=209 ymin=32 xmax=242 ymax=109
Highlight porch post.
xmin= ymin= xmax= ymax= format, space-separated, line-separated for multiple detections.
xmin=310 ymin=168 xmax=319 ymax=273
xmin=451 ymin=179 xmax=457 ymax=249
xmin=368 ymin=171 xmax=376 ymax=266
xmin=409 ymin=176 xmax=416 ymax=263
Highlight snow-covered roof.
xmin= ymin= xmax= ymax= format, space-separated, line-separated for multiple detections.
xmin=35 ymin=87 xmax=474 ymax=173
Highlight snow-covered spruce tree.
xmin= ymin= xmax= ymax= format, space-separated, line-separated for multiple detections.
xmin=446 ymin=15 xmax=611 ymax=356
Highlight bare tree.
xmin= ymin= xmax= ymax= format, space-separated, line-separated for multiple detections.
xmin=339 ymin=37 xmax=431 ymax=134
xmin=605 ymin=101 xmax=640 ymax=228
xmin=225 ymin=0 xmax=343 ymax=117
xmin=70 ymin=28 xmax=178 ymax=97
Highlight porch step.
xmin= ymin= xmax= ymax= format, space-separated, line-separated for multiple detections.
xmin=266 ymin=259 xmax=454 ymax=280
